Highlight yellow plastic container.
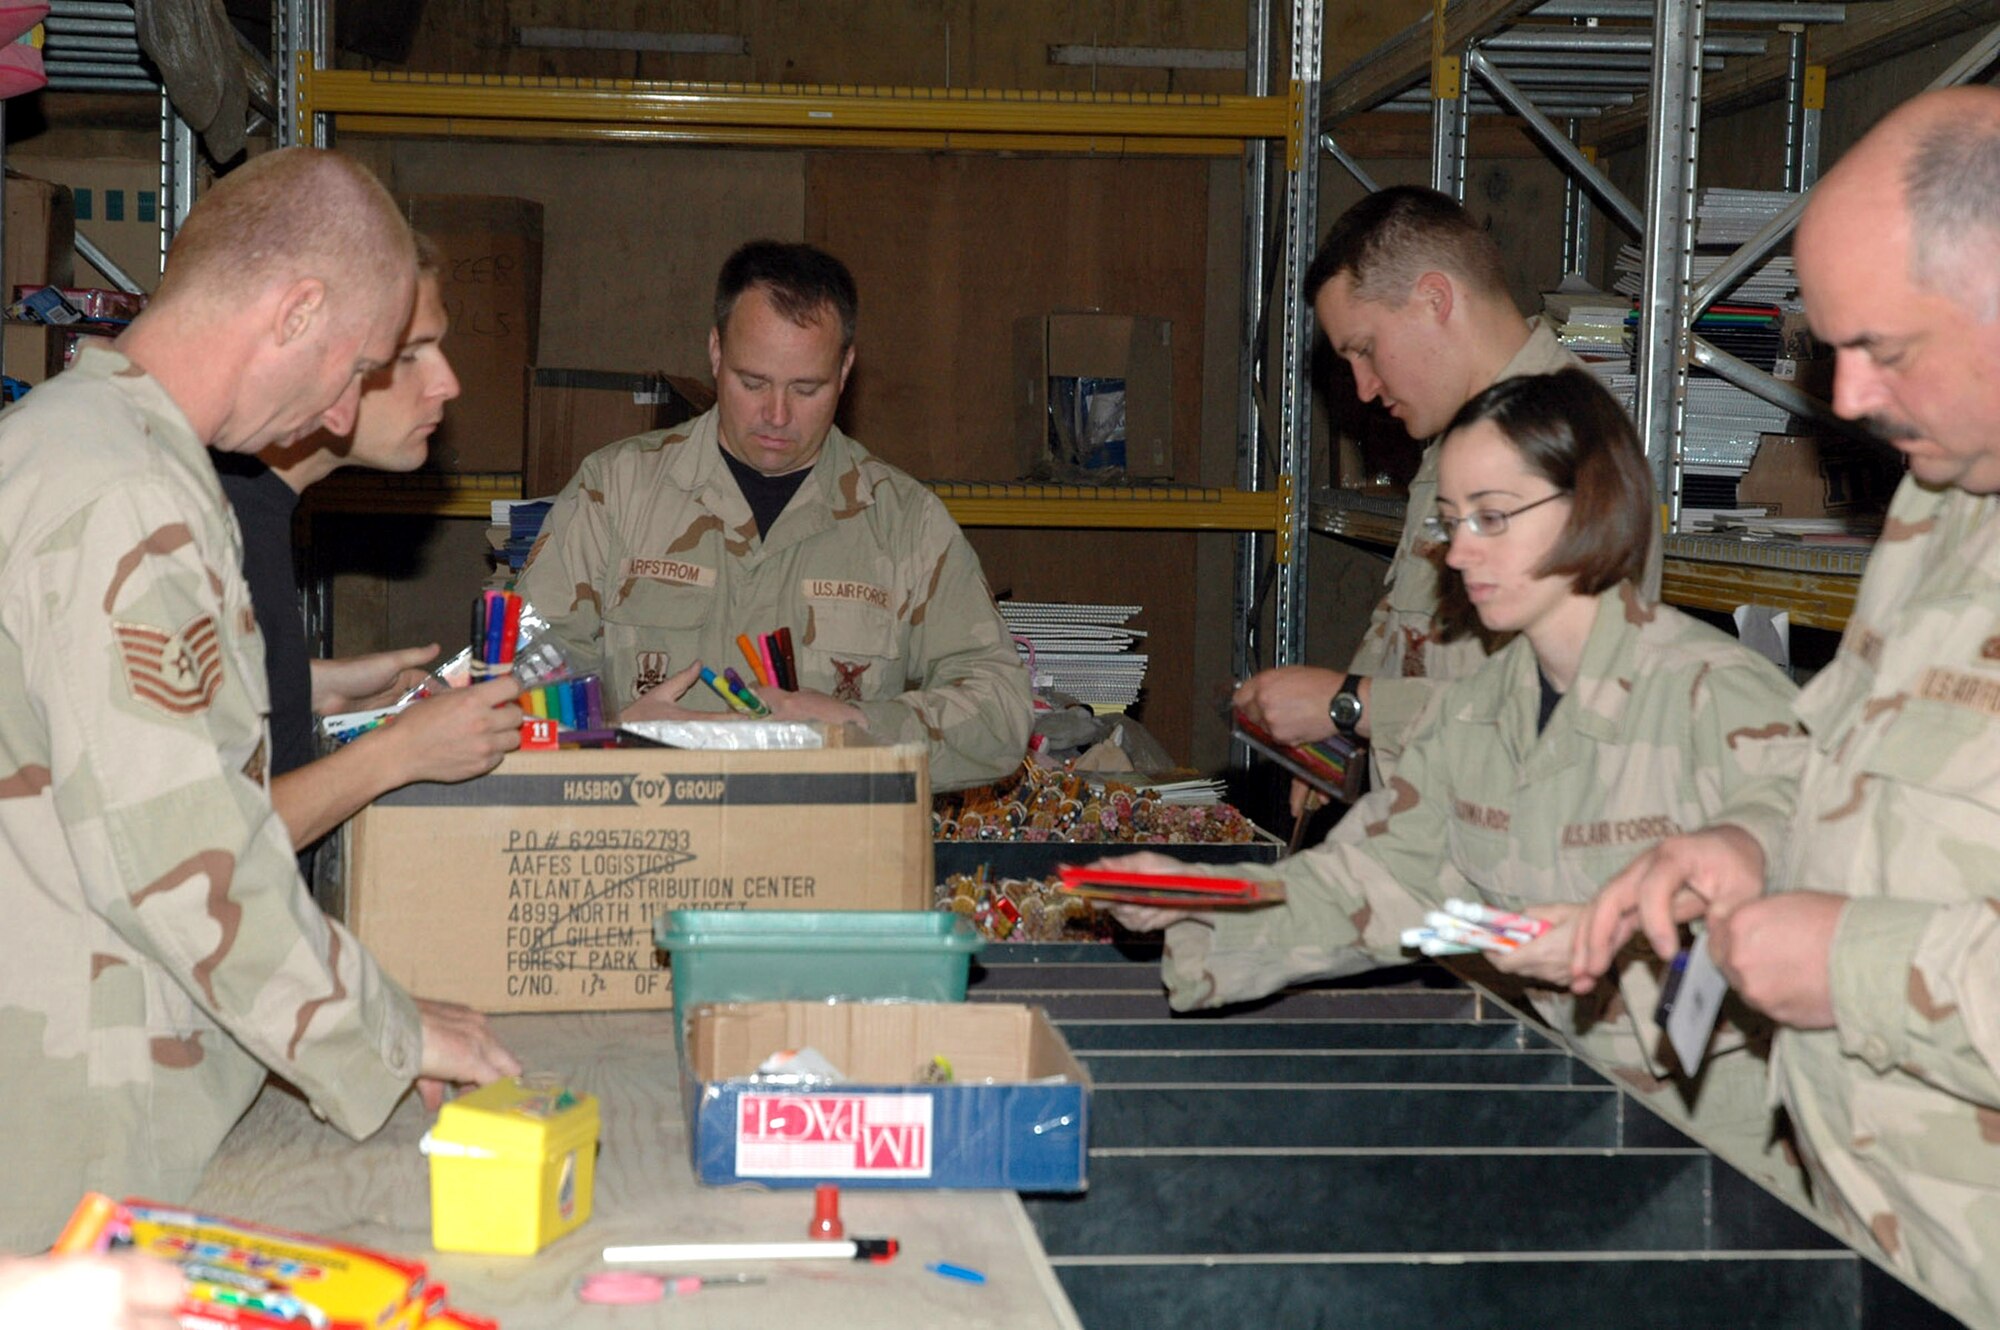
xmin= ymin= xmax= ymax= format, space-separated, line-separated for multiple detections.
xmin=424 ymin=1075 xmax=599 ymax=1255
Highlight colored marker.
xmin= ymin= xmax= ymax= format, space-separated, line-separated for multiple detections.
xmin=604 ymin=1238 xmax=899 ymax=1264
xmin=52 ymin=1193 xmax=122 ymax=1254
xmin=500 ymin=593 xmax=522 ymax=665
xmin=1443 ymin=899 xmax=1550 ymax=939
xmin=776 ymin=626 xmax=797 ymax=689
xmin=722 ymin=669 xmax=771 ymax=717
xmin=758 ymin=633 xmax=781 ymax=691
xmin=736 ymin=634 xmax=768 ymax=686
xmin=583 ymin=675 xmax=604 ymax=728
xmin=928 ymin=1262 xmax=987 ymax=1285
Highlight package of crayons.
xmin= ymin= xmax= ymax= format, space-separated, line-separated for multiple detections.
xmin=1232 ymin=713 xmax=1368 ymax=804
xmin=518 ymin=673 xmax=605 ymax=730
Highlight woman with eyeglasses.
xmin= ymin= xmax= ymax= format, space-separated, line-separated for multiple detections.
xmin=1103 ymin=367 xmax=1808 ymax=1198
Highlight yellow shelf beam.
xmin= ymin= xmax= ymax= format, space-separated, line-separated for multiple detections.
xmin=1660 ymin=558 xmax=1858 ymax=632
xmin=335 ymin=113 xmax=1251 ymax=157
xmin=303 ymin=69 xmax=1292 ymax=152
xmin=304 ymin=472 xmax=524 ymax=519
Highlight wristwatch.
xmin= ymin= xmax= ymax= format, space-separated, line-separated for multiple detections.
xmin=1329 ymin=673 xmax=1365 ymax=739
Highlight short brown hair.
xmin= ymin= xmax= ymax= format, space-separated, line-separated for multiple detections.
xmin=715 ymin=240 xmax=858 ymax=351
xmin=1442 ymin=368 xmax=1655 ymax=596
xmin=412 ymin=230 xmax=443 ymax=279
xmin=1305 ymin=186 xmax=1511 ymax=307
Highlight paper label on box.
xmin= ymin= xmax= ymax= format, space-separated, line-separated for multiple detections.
xmin=735 ymin=1093 xmax=934 ymax=1178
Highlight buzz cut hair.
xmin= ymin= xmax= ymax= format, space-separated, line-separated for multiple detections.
xmin=1304 ymin=185 xmax=1512 ymax=309
xmin=1904 ymin=118 xmax=2000 ymax=321
xmin=155 ymin=147 xmax=414 ymax=322
xmin=714 ymin=240 xmax=859 ymax=351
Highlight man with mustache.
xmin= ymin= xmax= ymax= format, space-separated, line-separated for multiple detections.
xmin=216 ymin=231 xmax=521 ymax=867
xmin=1572 ymin=86 xmax=2000 ymax=1325
xmin=518 ymin=240 xmax=1032 ymax=790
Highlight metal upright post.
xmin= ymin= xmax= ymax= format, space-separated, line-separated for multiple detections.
xmin=1561 ymin=118 xmax=1595 ymax=276
xmin=275 ymin=0 xmax=327 ymax=148
xmin=1233 ymin=0 xmax=1273 ymax=700
xmin=159 ymin=88 xmax=194 ymax=268
xmin=1781 ymin=24 xmax=1805 ymax=190
xmin=1275 ymin=0 xmax=1322 ymax=667
xmin=1430 ymin=0 xmax=1467 ymax=200
xmin=1633 ymin=0 xmax=1704 ymax=529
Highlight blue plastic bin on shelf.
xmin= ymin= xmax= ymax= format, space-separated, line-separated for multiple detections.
xmin=654 ymin=910 xmax=985 ymax=1033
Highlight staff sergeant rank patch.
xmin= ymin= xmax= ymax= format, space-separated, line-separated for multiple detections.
xmin=114 ymin=614 xmax=224 ymax=716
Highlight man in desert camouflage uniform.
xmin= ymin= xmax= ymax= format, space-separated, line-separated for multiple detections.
xmin=0 ymin=147 xmax=517 ymax=1252
xmin=1573 ymin=88 xmax=2000 ymax=1325
xmin=518 ymin=240 xmax=1031 ymax=791
xmin=1234 ymin=188 xmax=1660 ymax=777
xmin=1144 ymin=582 xmax=1804 ymax=1196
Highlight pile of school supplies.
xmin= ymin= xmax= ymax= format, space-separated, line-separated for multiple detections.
xmin=489 ymin=497 xmax=554 ymax=572
xmin=1233 ymin=713 xmax=1367 ymax=805
xmin=54 ymin=1193 xmax=497 ymax=1329
xmin=1401 ymin=898 xmax=1550 ymax=958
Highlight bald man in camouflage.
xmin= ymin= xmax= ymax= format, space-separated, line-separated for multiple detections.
xmin=518 ymin=241 xmax=1031 ymax=791
xmin=1574 ymin=87 xmax=2000 ymax=1325
xmin=0 ymin=147 xmax=518 ymax=1252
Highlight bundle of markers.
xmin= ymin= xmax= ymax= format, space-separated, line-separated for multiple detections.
xmin=1401 ymin=898 xmax=1550 ymax=957
xmin=736 ymin=628 xmax=798 ymax=692
xmin=473 ymin=589 xmax=524 ymax=678
xmin=519 ymin=674 xmax=605 ymax=730
xmin=700 ymin=664 xmax=771 ymax=717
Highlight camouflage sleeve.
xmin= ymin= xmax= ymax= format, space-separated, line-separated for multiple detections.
xmin=1827 ymin=898 xmax=2000 ymax=1106
xmin=1160 ymin=696 xmax=1462 ymax=1011
xmin=1345 ymin=591 xmax=1395 ymax=678
xmin=1695 ymin=658 xmax=1808 ymax=867
xmin=515 ymin=457 xmax=612 ymax=679
xmin=24 ymin=482 xmax=420 ymax=1136
xmin=1361 ymin=675 xmax=1442 ymax=765
xmin=848 ymin=510 xmax=1032 ymax=792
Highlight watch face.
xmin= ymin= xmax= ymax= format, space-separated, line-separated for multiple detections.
xmin=1331 ymin=691 xmax=1363 ymax=729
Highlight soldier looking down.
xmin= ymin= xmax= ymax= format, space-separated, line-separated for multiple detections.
xmin=517 ymin=240 xmax=1032 ymax=791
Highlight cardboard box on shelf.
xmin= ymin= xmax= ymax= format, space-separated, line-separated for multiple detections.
xmin=1013 ymin=312 xmax=1172 ymax=479
xmin=337 ymin=728 xmax=932 ymax=1014
xmin=3 ymin=172 xmax=77 ymax=385
xmin=8 ymin=156 xmax=157 ymax=292
xmin=684 ymin=1000 xmax=1089 ymax=1191
xmin=403 ymin=195 xmax=544 ymax=474
xmin=526 ymin=367 xmax=713 ymax=497
xmin=1738 ymin=434 xmax=1903 ymax=520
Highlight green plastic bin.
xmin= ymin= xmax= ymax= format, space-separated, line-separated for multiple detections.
xmin=655 ymin=911 xmax=986 ymax=1027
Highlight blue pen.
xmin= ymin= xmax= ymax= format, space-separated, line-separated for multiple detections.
xmin=928 ymin=1262 xmax=986 ymax=1285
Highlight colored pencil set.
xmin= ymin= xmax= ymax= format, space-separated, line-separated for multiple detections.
xmin=1232 ymin=713 xmax=1367 ymax=804
xmin=473 ymin=590 xmax=524 ymax=677
xmin=518 ymin=675 xmax=604 ymax=730
xmin=1402 ymin=898 xmax=1550 ymax=958
xmin=736 ymin=628 xmax=798 ymax=693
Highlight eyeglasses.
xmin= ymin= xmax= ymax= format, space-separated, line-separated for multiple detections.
xmin=1420 ymin=491 xmax=1570 ymax=543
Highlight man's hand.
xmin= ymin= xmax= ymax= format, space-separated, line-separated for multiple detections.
xmin=760 ymin=686 xmax=865 ymax=728
xmin=414 ymin=998 xmax=521 ymax=1112
xmin=1232 ymin=666 xmax=1347 ymax=745
xmin=1570 ymin=825 xmax=1766 ymax=993
xmin=1708 ymin=891 xmax=1844 ymax=1029
xmin=372 ymin=675 xmax=523 ymax=785
xmin=617 ymin=663 xmax=710 ymax=723
xmin=0 ymin=1253 xmax=184 ymax=1329
xmin=1485 ymin=903 xmax=1582 ymax=986
xmin=312 ymin=644 xmax=441 ymax=714
xmin=1091 ymin=850 xmax=1203 ymax=933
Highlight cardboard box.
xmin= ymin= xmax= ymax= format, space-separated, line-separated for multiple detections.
xmin=3 ymin=173 xmax=77 ymax=385
xmin=684 ymin=1001 xmax=1090 ymax=1191
xmin=9 ymin=156 xmax=156 ymax=293
xmin=526 ymin=367 xmax=713 ymax=498
xmin=338 ymin=730 xmax=932 ymax=1014
xmin=403 ymin=195 xmax=544 ymax=474
xmin=1013 ymin=313 xmax=1172 ymax=479
xmin=1738 ymin=434 xmax=1902 ymax=519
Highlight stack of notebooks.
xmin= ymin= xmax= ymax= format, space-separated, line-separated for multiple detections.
xmin=997 ymin=601 xmax=1148 ymax=710
xmin=1612 ymin=245 xmax=1798 ymax=307
xmin=1694 ymin=187 xmax=1800 ymax=246
xmin=489 ymin=497 xmax=555 ymax=573
xmin=1543 ymin=282 xmax=1633 ymax=370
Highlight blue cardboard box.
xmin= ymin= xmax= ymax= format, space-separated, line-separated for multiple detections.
xmin=683 ymin=1001 xmax=1089 ymax=1193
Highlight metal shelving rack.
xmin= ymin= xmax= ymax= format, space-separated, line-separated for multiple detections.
xmin=1311 ymin=0 xmax=2000 ymax=628
xmin=275 ymin=0 xmax=1324 ymax=682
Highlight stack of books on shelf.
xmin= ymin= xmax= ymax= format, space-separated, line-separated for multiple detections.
xmin=997 ymin=601 xmax=1148 ymax=711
